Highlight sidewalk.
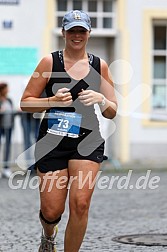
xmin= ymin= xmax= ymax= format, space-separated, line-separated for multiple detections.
xmin=0 ymin=168 xmax=167 ymax=251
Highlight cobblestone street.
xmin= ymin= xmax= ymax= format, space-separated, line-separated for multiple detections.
xmin=0 ymin=167 xmax=167 ymax=252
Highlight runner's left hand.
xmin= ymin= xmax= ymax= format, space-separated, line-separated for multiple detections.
xmin=78 ymin=89 xmax=103 ymax=106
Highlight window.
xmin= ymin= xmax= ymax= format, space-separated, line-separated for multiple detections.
xmin=73 ymin=0 xmax=82 ymax=10
xmin=2 ymin=20 xmax=13 ymax=29
xmin=56 ymin=0 xmax=115 ymax=30
xmin=154 ymin=56 xmax=166 ymax=79
xmin=103 ymin=0 xmax=113 ymax=12
xmin=88 ymin=1 xmax=97 ymax=12
xmin=0 ymin=0 xmax=19 ymax=4
xmin=152 ymin=24 xmax=167 ymax=112
xmin=57 ymin=0 xmax=67 ymax=11
xmin=58 ymin=16 xmax=63 ymax=27
xmin=91 ymin=17 xmax=97 ymax=28
xmin=103 ymin=17 xmax=112 ymax=28
xmin=154 ymin=26 xmax=166 ymax=49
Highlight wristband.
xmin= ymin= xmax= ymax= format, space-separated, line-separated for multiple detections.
xmin=99 ymin=95 xmax=106 ymax=106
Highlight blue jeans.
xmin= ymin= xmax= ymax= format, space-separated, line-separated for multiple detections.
xmin=0 ymin=128 xmax=12 ymax=169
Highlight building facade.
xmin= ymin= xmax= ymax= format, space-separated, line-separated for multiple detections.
xmin=0 ymin=0 xmax=167 ymax=166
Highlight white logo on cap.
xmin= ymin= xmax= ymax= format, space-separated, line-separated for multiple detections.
xmin=73 ymin=11 xmax=81 ymax=20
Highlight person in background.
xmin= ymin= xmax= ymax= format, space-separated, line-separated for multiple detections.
xmin=0 ymin=82 xmax=14 ymax=178
xmin=20 ymin=111 xmax=40 ymax=171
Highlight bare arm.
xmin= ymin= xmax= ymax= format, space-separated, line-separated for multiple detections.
xmin=20 ymin=54 xmax=72 ymax=112
xmin=99 ymin=59 xmax=117 ymax=119
xmin=78 ymin=59 xmax=117 ymax=119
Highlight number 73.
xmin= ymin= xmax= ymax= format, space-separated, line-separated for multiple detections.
xmin=58 ymin=119 xmax=69 ymax=129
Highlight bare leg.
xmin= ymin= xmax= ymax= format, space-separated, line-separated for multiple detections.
xmin=64 ymin=160 xmax=100 ymax=252
xmin=37 ymin=168 xmax=69 ymax=237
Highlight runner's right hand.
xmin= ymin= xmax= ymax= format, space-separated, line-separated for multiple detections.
xmin=49 ymin=88 xmax=73 ymax=107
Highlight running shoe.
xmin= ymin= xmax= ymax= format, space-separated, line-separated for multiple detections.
xmin=38 ymin=225 xmax=58 ymax=252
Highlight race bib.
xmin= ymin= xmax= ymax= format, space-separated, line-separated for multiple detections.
xmin=47 ymin=109 xmax=82 ymax=138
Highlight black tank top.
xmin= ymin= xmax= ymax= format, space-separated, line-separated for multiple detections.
xmin=39 ymin=51 xmax=103 ymax=142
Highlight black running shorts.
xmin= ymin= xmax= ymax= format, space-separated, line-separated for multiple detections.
xmin=35 ymin=131 xmax=105 ymax=173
